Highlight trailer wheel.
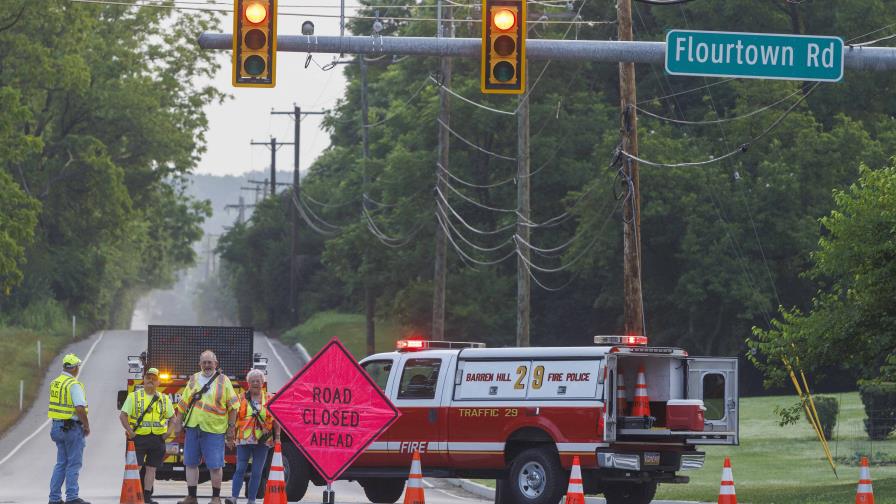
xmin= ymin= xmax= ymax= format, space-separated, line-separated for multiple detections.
xmin=280 ymin=442 xmax=310 ymax=501
xmin=505 ymin=447 xmax=565 ymax=504
xmin=602 ymin=481 xmax=657 ymax=504
xmin=360 ymin=478 xmax=407 ymax=503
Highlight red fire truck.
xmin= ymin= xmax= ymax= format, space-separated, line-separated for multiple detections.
xmin=116 ymin=325 xmax=308 ymax=500
xmin=291 ymin=336 xmax=738 ymax=504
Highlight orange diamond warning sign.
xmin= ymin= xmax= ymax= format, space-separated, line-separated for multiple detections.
xmin=267 ymin=338 xmax=400 ymax=482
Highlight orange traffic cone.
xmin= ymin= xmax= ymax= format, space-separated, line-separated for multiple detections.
xmin=631 ymin=366 xmax=650 ymax=417
xmin=856 ymin=456 xmax=874 ymax=504
xmin=403 ymin=450 xmax=425 ymax=504
xmin=717 ymin=456 xmax=736 ymax=504
xmin=564 ymin=456 xmax=585 ymax=504
xmin=616 ymin=367 xmax=628 ymax=416
xmin=120 ymin=441 xmax=144 ymax=504
xmin=263 ymin=442 xmax=287 ymax=504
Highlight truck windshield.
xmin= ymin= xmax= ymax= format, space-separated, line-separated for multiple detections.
xmin=397 ymin=358 xmax=442 ymax=400
xmin=361 ymin=360 xmax=393 ymax=391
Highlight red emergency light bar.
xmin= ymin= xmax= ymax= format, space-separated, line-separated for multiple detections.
xmin=396 ymin=339 xmax=486 ymax=351
xmin=593 ymin=335 xmax=648 ymax=346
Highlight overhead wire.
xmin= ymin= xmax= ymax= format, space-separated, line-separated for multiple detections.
xmin=634 ymin=86 xmax=805 ymax=126
xmin=437 ymin=118 xmax=517 ymax=161
xmin=438 ymin=162 xmax=517 ymax=189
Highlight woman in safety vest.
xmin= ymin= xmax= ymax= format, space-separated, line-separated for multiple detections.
xmin=119 ymin=367 xmax=175 ymax=504
xmin=227 ymin=369 xmax=280 ymax=504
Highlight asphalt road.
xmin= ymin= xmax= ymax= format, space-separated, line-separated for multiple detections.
xmin=0 ymin=330 xmax=699 ymax=504
xmin=0 ymin=330 xmax=489 ymax=504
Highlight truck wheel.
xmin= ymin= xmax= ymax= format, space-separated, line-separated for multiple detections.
xmin=281 ymin=442 xmax=310 ymax=501
xmin=360 ymin=478 xmax=407 ymax=504
xmin=506 ymin=447 xmax=566 ymax=504
xmin=603 ymin=481 xmax=657 ymax=504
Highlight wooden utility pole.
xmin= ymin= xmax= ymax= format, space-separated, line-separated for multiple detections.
xmin=360 ymin=57 xmax=376 ymax=356
xmin=432 ymin=2 xmax=452 ymax=342
xmin=516 ymin=65 xmax=531 ymax=347
xmin=271 ymin=106 xmax=327 ymax=326
xmin=618 ymin=0 xmax=645 ymax=336
xmin=250 ymin=140 xmax=293 ymax=198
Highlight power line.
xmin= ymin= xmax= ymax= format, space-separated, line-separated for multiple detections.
xmin=428 ymin=75 xmax=516 ymax=116
xmin=437 ymin=118 xmax=517 ymax=161
xmin=634 ymin=86 xmax=804 ymax=126
xmin=438 ymin=162 xmax=516 ymax=189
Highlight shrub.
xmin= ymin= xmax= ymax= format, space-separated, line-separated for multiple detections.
xmin=813 ymin=396 xmax=839 ymax=440
xmin=859 ymin=382 xmax=896 ymax=440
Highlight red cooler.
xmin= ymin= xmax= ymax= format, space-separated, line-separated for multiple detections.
xmin=666 ymin=399 xmax=705 ymax=431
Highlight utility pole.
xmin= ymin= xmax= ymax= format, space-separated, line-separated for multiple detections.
xmin=250 ymin=139 xmax=294 ymax=197
xmin=361 ymin=57 xmax=375 ymax=356
xmin=271 ymin=106 xmax=327 ymax=326
xmin=618 ymin=0 xmax=645 ymax=336
xmin=432 ymin=1 xmax=452 ymax=342
xmin=225 ymin=196 xmax=256 ymax=224
xmin=516 ymin=64 xmax=530 ymax=347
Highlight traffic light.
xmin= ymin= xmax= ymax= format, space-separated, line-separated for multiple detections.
xmin=481 ymin=0 xmax=526 ymax=94
xmin=233 ymin=0 xmax=277 ymax=87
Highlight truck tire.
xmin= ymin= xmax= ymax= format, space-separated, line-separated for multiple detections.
xmin=360 ymin=478 xmax=407 ymax=504
xmin=602 ymin=481 xmax=658 ymax=504
xmin=505 ymin=447 xmax=566 ymax=504
xmin=281 ymin=442 xmax=310 ymax=501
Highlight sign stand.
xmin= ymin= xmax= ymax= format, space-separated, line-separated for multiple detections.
xmin=322 ymin=483 xmax=334 ymax=503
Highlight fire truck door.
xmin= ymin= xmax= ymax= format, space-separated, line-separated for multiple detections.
xmin=387 ymin=355 xmax=450 ymax=465
xmin=602 ymin=354 xmax=617 ymax=442
xmin=686 ymin=357 xmax=738 ymax=445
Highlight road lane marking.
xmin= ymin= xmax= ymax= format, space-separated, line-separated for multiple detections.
xmin=265 ymin=336 xmax=293 ymax=376
xmin=0 ymin=331 xmax=105 ymax=466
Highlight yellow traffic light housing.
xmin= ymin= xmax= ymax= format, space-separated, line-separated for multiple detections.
xmin=233 ymin=0 xmax=277 ymax=88
xmin=481 ymin=0 xmax=526 ymax=94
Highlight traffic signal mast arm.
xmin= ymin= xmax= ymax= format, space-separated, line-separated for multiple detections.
xmin=201 ymin=33 xmax=896 ymax=71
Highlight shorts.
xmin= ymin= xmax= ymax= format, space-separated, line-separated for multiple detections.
xmin=133 ymin=434 xmax=165 ymax=468
xmin=183 ymin=427 xmax=225 ymax=469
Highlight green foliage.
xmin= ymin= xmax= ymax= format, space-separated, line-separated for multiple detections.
xmin=814 ymin=396 xmax=840 ymax=441
xmin=860 ymin=382 xmax=896 ymax=441
xmin=0 ymin=0 xmax=219 ymax=327
xmin=750 ymin=163 xmax=896 ymax=387
xmin=281 ymin=311 xmax=403 ymax=358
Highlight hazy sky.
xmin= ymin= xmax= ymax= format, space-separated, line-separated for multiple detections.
xmin=196 ymin=9 xmax=353 ymax=177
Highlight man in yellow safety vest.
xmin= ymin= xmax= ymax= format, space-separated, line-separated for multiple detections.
xmin=119 ymin=367 xmax=175 ymax=504
xmin=171 ymin=350 xmax=239 ymax=504
xmin=48 ymin=353 xmax=91 ymax=504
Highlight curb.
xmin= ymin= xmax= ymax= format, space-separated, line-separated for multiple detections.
xmin=443 ymin=478 xmax=495 ymax=500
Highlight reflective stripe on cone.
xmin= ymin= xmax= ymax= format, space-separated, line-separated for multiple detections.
xmin=565 ymin=456 xmax=585 ymax=504
xmin=404 ymin=450 xmax=425 ymax=504
xmin=856 ymin=456 xmax=874 ymax=504
xmin=263 ymin=442 xmax=287 ymax=504
xmin=717 ymin=456 xmax=736 ymax=504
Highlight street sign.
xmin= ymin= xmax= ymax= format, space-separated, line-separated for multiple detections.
xmin=665 ymin=30 xmax=843 ymax=82
xmin=267 ymin=338 xmax=400 ymax=482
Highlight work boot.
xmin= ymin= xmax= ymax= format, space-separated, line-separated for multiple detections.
xmin=208 ymin=497 xmax=222 ymax=504
xmin=177 ymin=497 xmax=198 ymax=504
xmin=143 ymin=489 xmax=159 ymax=504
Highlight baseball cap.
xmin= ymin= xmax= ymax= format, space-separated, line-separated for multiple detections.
xmin=62 ymin=353 xmax=82 ymax=368
xmin=145 ymin=367 xmax=160 ymax=376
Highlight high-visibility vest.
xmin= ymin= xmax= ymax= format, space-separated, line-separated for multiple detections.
xmin=48 ymin=374 xmax=88 ymax=420
xmin=128 ymin=388 xmax=172 ymax=435
xmin=236 ymin=392 xmax=273 ymax=442
xmin=176 ymin=372 xmax=238 ymax=434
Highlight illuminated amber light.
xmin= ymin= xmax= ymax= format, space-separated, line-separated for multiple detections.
xmin=245 ymin=2 xmax=267 ymax=24
xmin=493 ymin=8 xmax=515 ymax=30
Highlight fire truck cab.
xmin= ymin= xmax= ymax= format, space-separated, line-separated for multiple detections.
xmin=327 ymin=337 xmax=739 ymax=504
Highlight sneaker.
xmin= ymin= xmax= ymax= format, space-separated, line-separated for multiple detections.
xmin=64 ymin=499 xmax=91 ymax=504
xmin=144 ymin=490 xmax=159 ymax=504
xmin=208 ymin=497 xmax=222 ymax=504
xmin=224 ymin=499 xmax=238 ymax=504
xmin=48 ymin=501 xmax=64 ymax=504
xmin=177 ymin=498 xmax=199 ymax=504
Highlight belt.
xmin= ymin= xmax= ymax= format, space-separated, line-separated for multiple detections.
xmin=52 ymin=419 xmax=81 ymax=423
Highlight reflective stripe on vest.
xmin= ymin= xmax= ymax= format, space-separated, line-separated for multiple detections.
xmin=236 ymin=392 xmax=273 ymax=441
xmin=130 ymin=388 xmax=170 ymax=435
xmin=48 ymin=374 xmax=87 ymax=419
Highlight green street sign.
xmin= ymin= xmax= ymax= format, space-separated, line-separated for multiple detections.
xmin=665 ymin=30 xmax=844 ymax=82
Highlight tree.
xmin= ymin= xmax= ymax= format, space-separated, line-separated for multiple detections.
xmin=750 ymin=161 xmax=896 ymax=386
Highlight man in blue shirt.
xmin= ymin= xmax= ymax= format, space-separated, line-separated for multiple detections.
xmin=48 ymin=353 xmax=91 ymax=504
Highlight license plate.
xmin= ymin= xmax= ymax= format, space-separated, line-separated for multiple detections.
xmin=644 ymin=452 xmax=661 ymax=465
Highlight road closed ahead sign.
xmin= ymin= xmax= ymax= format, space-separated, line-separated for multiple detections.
xmin=666 ymin=30 xmax=844 ymax=82
xmin=267 ymin=338 xmax=400 ymax=482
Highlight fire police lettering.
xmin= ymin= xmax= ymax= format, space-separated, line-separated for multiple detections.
xmin=566 ymin=373 xmax=591 ymax=382
xmin=548 ymin=373 xmax=563 ymax=382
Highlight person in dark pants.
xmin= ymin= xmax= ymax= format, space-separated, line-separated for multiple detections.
xmin=48 ymin=353 xmax=91 ymax=504
xmin=119 ymin=367 xmax=175 ymax=504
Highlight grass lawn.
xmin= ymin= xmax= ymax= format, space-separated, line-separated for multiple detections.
xmin=1 ymin=326 xmax=75 ymax=435
xmin=281 ymin=311 xmax=404 ymax=359
xmin=660 ymin=392 xmax=896 ymax=503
